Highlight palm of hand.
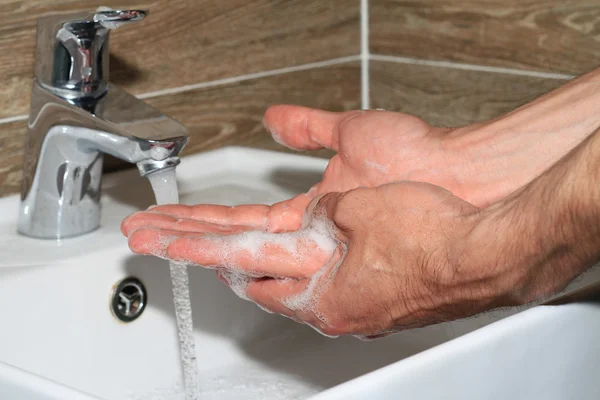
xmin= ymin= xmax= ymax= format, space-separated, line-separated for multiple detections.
xmin=309 ymin=110 xmax=457 ymax=193
xmin=262 ymin=106 xmax=462 ymax=231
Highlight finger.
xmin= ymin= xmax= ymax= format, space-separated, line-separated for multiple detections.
xmin=142 ymin=200 xmax=308 ymax=233
xmin=141 ymin=204 xmax=272 ymax=230
xmin=245 ymin=278 xmax=307 ymax=318
xmin=127 ymin=227 xmax=201 ymax=258
xmin=266 ymin=192 xmax=314 ymax=232
xmin=128 ymin=225 xmax=337 ymax=277
xmin=215 ymin=270 xmax=229 ymax=285
xmin=312 ymin=191 xmax=345 ymax=219
xmin=140 ymin=190 xmax=317 ymax=235
xmin=167 ymin=230 xmax=336 ymax=277
xmin=217 ymin=270 xmax=304 ymax=321
xmin=246 ymin=278 xmax=341 ymax=334
xmin=121 ymin=211 xmax=254 ymax=237
xmin=304 ymin=191 xmax=351 ymax=242
xmin=216 ymin=270 xmax=260 ymax=301
xmin=263 ymin=105 xmax=363 ymax=151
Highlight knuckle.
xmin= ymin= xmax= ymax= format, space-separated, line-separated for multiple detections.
xmin=128 ymin=228 xmax=157 ymax=254
xmin=127 ymin=232 xmax=143 ymax=252
xmin=123 ymin=211 xmax=145 ymax=226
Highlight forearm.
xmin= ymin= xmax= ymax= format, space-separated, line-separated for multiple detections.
xmin=464 ymin=127 xmax=600 ymax=306
xmin=446 ymin=68 xmax=600 ymax=206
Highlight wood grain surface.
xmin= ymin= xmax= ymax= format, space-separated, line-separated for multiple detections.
xmin=0 ymin=121 xmax=26 ymax=195
xmin=370 ymin=60 xmax=564 ymax=127
xmin=0 ymin=0 xmax=359 ymax=119
xmin=371 ymin=0 xmax=600 ymax=75
xmin=0 ymin=62 xmax=359 ymax=197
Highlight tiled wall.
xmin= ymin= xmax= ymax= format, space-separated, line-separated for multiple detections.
xmin=1 ymin=0 xmax=599 ymax=196
xmin=368 ymin=0 xmax=600 ymax=125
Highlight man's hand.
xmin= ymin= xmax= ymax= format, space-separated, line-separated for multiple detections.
xmin=261 ymin=75 xmax=600 ymax=229
xmin=123 ymin=182 xmax=514 ymax=338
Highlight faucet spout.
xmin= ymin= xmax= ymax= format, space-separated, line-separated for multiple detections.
xmin=18 ymin=10 xmax=189 ymax=239
xmin=18 ymin=83 xmax=188 ymax=239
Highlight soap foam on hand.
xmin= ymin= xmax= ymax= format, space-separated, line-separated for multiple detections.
xmin=132 ymin=185 xmax=348 ymax=339
xmin=221 ymin=216 xmax=337 ymax=272
xmin=149 ymin=209 xmax=338 ymax=276
xmin=185 ymin=209 xmax=346 ymax=338
xmin=216 ymin=217 xmax=337 ymax=302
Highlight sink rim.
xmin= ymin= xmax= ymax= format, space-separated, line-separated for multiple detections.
xmin=310 ymin=302 xmax=600 ymax=399
xmin=0 ymin=360 xmax=102 ymax=400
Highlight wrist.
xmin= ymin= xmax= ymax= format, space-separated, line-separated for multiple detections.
xmin=443 ymin=209 xmax=522 ymax=309
xmin=442 ymin=71 xmax=600 ymax=207
xmin=461 ymin=130 xmax=600 ymax=306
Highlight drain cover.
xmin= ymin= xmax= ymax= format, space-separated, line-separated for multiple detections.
xmin=111 ymin=277 xmax=147 ymax=322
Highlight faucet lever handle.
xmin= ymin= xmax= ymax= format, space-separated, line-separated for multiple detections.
xmin=36 ymin=8 xmax=147 ymax=100
xmin=93 ymin=8 xmax=147 ymax=29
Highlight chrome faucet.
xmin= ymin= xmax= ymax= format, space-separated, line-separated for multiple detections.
xmin=18 ymin=9 xmax=189 ymax=239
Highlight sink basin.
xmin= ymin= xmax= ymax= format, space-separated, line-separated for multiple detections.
xmin=1 ymin=147 xmax=599 ymax=399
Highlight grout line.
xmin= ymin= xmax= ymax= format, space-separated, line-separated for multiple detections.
xmin=137 ymin=55 xmax=362 ymax=100
xmin=370 ymin=54 xmax=575 ymax=80
xmin=0 ymin=114 xmax=28 ymax=125
xmin=4 ymin=51 xmax=571 ymax=126
xmin=0 ymin=56 xmax=362 ymax=126
xmin=360 ymin=0 xmax=370 ymax=109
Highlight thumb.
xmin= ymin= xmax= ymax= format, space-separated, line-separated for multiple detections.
xmin=263 ymin=105 xmax=360 ymax=151
xmin=303 ymin=191 xmax=350 ymax=240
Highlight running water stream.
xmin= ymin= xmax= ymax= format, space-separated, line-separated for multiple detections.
xmin=147 ymin=168 xmax=199 ymax=400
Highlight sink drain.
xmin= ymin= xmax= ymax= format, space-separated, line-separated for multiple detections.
xmin=111 ymin=277 xmax=147 ymax=322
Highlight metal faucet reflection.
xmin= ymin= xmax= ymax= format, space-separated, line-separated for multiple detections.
xmin=18 ymin=9 xmax=188 ymax=239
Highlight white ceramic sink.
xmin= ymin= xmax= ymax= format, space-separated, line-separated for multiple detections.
xmin=1 ymin=147 xmax=599 ymax=400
